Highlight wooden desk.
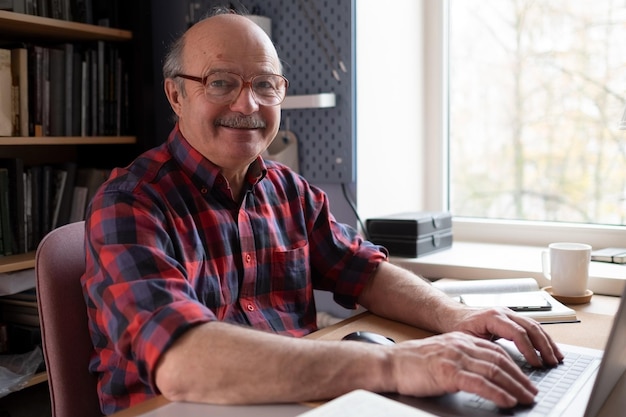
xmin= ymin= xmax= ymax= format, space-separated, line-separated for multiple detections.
xmin=110 ymin=295 xmax=620 ymax=417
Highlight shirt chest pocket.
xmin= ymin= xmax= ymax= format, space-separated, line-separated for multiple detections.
xmin=269 ymin=243 xmax=311 ymax=310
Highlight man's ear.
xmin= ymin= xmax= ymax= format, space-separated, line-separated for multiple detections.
xmin=164 ymin=78 xmax=183 ymax=117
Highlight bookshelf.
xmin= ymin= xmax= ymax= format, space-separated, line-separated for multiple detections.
xmin=0 ymin=8 xmax=143 ymax=403
xmin=0 ymin=9 xmax=138 ymax=273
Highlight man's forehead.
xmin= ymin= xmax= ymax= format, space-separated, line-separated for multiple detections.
xmin=183 ymin=17 xmax=280 ymax=73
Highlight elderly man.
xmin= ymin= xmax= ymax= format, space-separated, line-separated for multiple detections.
xmin=81 ymin=9 xmax=562 ymax=415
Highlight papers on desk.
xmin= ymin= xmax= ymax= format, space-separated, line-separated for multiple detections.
xmin=298 ymin=390 xmax=437 ymax=417
xmin=432 ymin=278 xmax=579 ymax=324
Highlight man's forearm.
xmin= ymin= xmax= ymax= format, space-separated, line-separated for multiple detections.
xmin=155 ymin=321 xmax=394 ymax=404
xmin=357 ymin=261 xmax=465 ymax=334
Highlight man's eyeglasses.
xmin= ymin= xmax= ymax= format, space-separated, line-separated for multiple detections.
xmin=173 ymin=71 xmax=289 ymax=106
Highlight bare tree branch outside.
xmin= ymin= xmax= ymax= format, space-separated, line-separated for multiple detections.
xmin=449 ymin=0 xmax=626 ymax=225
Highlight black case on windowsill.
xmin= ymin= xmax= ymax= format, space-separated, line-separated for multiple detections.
xmin=366 ymin=211 xmax=453 ymax=258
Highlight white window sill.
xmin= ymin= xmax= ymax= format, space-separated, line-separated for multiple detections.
xmin=390 ymin=241 xmax=626 ymax=297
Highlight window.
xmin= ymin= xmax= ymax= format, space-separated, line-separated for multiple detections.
xmin=356 ymin=1 xmax=626 ymax=249
xmin=446 ymin=0 xmax=626 ymax=246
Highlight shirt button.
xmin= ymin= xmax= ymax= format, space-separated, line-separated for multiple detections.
xmin=247 ymin=304 xmax=255 ymax=311
xmin=246 ymin=254 xmax=251 ymax=263
xmin=200 ymin=187 xmax=208 ymax=194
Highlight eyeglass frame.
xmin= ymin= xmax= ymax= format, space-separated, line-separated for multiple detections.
xmin=173 ymin=71 xmax=290 ymax=106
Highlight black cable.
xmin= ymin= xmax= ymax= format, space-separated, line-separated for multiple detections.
xmin=341 ymin=182 xmax=370 ymax=240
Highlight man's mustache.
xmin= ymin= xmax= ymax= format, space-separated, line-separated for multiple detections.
xmin=215 ymin=116 xmax=267 ymax=129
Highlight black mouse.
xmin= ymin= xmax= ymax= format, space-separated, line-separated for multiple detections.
xmin=341 ymin=331 xmax=396 ymax=345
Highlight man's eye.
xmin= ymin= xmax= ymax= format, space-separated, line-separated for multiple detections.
xmin=254 ymin=80 xmax=273 ymax=90
xmin=208 ymin=79 xmax=235 ymax=89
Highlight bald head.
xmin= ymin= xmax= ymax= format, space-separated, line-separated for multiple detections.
xmin=163 ymin=13 xmax=282 ymax=88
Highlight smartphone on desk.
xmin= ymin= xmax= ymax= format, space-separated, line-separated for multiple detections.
xmin=460 ymin=291 xmax=552 ymax=311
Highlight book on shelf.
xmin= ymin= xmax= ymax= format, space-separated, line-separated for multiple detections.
xmin=432 ymin=277 xmax=578 ymax=324
xmin=69 ymin=185 xmax=88 ymax=223
xmin=0 ymin=167 xmax=14 ymax=256
xmin=41 ymin=45 xmax=49 ymax=136
xmin=80 ymin=53 xmax=89 ymax=136
xmin=0 ymin=48 xmax=11 ymax=137
xmin=40 ymin=164 xmax=52 ymax=237
xmin=10 ymin=47 xmax=29 ymax=137
xmin=27 ymin=45 xmax=45 ymax=136
xmin=0 ymin=158 xmax=26 ymax=254
xmin=26 ymin=165 xmax=41 ymax=249
xmin=48 ymin=47 xmax=65 ymax=136
xmin=50 ymin=167 xmax=67 ymax=229
xmin=55 ymin=161 xmax=77 ymax=228
xmin=70 ymin=45 xmax=82 ymax=136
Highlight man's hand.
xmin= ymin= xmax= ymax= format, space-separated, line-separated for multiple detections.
xmin=386 ymin=331 xmax=538 ymax=408
xmin=449 ymin=306 xmax=564 ymax=368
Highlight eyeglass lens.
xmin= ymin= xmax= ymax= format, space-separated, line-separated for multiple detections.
xmin=204 ymin=72 xmax=287 ymax=105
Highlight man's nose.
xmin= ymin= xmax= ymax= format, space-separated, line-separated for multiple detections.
xmin=229 ymin=82 xmax=259 ymax=114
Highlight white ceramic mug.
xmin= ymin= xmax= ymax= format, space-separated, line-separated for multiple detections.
xmin=541 ymin=242 xmax=591 ymax=297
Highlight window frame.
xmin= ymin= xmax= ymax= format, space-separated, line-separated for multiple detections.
xmin=423 ymin=0 xmax=626 ymax=249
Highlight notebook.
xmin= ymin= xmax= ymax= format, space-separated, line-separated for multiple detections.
xmin=386 ymin=284 xmax=626 ymax=417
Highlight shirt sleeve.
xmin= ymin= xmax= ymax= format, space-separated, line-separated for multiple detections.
xmin=300 ymin=181 xmax=389 ymax=309
xmin=82 ymin=179 xmax=216 ymax=392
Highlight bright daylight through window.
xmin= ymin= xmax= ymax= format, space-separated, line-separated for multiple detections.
xmin=448 ymin=0 xmax=626 ymax=227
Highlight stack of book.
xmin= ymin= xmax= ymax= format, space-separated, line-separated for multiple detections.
xmin=0 ymin=288 xmax=41 ymax=354
xmin=432 ymin=277 xmax=579 ymax=324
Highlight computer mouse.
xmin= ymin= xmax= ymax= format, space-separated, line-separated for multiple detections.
xmin=341 ymin=331 xmax=396 ymax=345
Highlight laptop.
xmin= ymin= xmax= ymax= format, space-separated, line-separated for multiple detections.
xmin=387 ymin=284 xmax=626 ymax=417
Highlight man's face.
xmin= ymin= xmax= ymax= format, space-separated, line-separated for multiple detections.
xmin=169 ymin=16 xmax=282 ymax=172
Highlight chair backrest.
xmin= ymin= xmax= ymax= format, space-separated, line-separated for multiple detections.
xmin=35 ymin=221 xmax=102 ymax=417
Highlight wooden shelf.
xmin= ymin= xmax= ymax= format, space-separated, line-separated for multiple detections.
xmin=0 ymin=10 xmax=132 ymax=42
xmin=0 ymin=252 xmax=35 ymax=274
xmin=0 ymin=136 xmax=137 ymax=145
xmin=23 ymin=372 xmax=48 ymax=389
xmin=282 ymin=93 xmax=336 ymax=109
